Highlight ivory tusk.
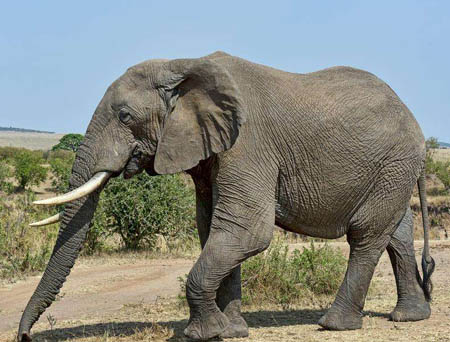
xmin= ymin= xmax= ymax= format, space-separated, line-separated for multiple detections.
xmin=29 ymin=212 xmax=62 ymax=227
xmin=33 ymin=171 xmax=111 ymax=206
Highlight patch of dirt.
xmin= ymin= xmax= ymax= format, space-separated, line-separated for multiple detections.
xmin=1 ymin=241 xmax=449 ymax=341
xmin=0 ymin=258 xmax=194 ymax=333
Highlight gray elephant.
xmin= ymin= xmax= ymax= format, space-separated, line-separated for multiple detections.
xmin=18 ymin=51 xmax=435 ymax=341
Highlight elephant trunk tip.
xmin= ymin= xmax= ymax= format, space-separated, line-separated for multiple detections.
xmin=18 ymin=330 xmax=32 ymax=342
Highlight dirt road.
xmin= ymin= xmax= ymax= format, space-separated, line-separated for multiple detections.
xmin=1 ymin=241 xmax=449 ymax=341
xmin=0 ymin=258 xmax=194 ymax=332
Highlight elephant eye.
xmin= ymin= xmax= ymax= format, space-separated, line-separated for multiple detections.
xmin=118 ymin=109 xmax=132 ymax=124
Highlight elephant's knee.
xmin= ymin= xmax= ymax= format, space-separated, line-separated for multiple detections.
xmin=246 ymin=227 xmax=273 ymax=256
xmin=186 ymin=269 xmax=204 ymax=303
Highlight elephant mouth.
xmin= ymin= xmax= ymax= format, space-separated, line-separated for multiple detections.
xmin=123 ymin=153 xmax=144 ymax=179
xmin=123 ymin=151 xmax=157 ymax=179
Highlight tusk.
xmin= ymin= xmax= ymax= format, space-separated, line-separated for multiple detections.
xmin=33 ymin=171 xmax=111 ymax=206
xmin=29 ymin=212 xmax=62 ymax=227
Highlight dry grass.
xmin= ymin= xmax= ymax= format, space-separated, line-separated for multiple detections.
xmin=430 ymin=148 xmax=450 ymax=162
xmin=0 ymin=131 xmax=64 ymax=151
xmin=410 ymin=195 xmax=449 ymax=207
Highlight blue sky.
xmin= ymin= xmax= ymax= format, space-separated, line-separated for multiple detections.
xmin=1 ymin=1 xmax=449 ymax=141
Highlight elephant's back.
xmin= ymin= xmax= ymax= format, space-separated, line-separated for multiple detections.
xmin=299 ymin=65 xmax=425 ymax=161
xmin=272 ymin=66 xmax=425 ymax=234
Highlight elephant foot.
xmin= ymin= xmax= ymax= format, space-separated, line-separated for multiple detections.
xmin=318 ymin=306 xmax=363 ymax=331
xmin=184 ymin=306 xmax=230 ymax=340
xmin=390 ymin=296 xmax=431 ymax=322
xmin=219 ymin=316 xmax=249 ymax=339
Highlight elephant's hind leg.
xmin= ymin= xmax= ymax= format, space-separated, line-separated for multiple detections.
xmin=387 ymin=208 xmax=431 ymax=322
xmin=319 ymin=161 xmax=423 ymax=330
xmin=318 ymin=234 xmax=390 ymax=330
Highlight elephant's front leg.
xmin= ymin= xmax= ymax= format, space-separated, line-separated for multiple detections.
xmin=185 ymin=176 xmax=275 ymax=340
xmin=192 ymin=177 xmax=248 ymax=338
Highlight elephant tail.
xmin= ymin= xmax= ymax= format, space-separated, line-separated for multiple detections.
xmin=417 ymin=170 xmax=435 ymax=302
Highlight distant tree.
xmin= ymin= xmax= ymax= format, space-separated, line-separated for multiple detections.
xmin=426 ymin=137 xmax=440 ymax=150
xmin=52 ymin=134 xmax=84 ymax=152
xmin=13 ymin=150 xmax=47 ymax=190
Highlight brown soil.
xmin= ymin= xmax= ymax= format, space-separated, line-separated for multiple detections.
xmin=1 ymin=241 xmax=449 ymax=341
xmin=0 ymin=258 xmax=194 ymax=333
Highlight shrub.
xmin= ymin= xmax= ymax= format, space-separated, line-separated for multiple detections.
xmin=46 ymin=149 xmax=75 ymax=161
xmin=426 ymin=155 xmax=450 ymax=191
xmin=0 ymin=160 xmax=13 ymax=193
xmin=49 ymin=152 xmax=75 ymax=193
xmin=0 ymin=146 xmax=26 ymax=161
xmin=241 ymin=240 xmax=347 ymax=306
xmin=94 ymin=172 xmax=196 ymax=250
xmin=52 ymin=133 xmax=84 ymax=152
xmin=12 ymin=150 xmax=47 ymax=190
xmin=425 ymin=137 xmax=450 ymax=192
xmin=84 ymin=194 xmax=111 ymax=255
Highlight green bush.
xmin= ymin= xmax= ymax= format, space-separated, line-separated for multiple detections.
xmin=425 ymin=137 xmax=450 ymax=192
xmin=49 ymin=152 xmax=75 ymax=193
xmin=93 ymin=172 xmax=196 ymax=250
xmin=12 ymin=150 xmax=47 ymax=190
xmin=46 ymin=149 xmax=75 ymax=161
xmin=0 ymin=160 xmax=13 ymax=193
xmin=241 ymin=240 xmax=347 ymax=306
xmin=426 ymin=154 xmax=450 ymax=191
xmin=84 ymin=193 xmax=111 ymax=255
xmin=0 ymin=146 xmax=26 ymax=161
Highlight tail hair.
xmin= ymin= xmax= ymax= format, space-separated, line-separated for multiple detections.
xmin=417 ymin=170 xmax=435 ymax=302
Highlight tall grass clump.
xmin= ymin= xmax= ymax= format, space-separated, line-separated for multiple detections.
xmin=241 ymin=240 xmax=346 ymax=307
xmin=0 ymin=192 xmax=59 ymax=281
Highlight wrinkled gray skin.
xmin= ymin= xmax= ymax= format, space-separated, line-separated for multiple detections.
xmin=18 ymin=52 xmax=435 ymax=341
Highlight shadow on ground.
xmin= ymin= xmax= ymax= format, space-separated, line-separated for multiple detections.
xmin=29 ymin=309 xmax=389 ymax=341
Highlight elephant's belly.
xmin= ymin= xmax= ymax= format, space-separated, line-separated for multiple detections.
xmin=274 ymin=175 xmax=352 ymax=239
xmin=274 ymin=202 xmax=348 ymax=239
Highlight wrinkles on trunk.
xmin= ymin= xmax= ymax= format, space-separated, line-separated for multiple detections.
xmin=18 ymin=142 xmax=102 ymax=341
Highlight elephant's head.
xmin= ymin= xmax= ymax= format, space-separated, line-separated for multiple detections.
xmin=18 ymin=53 xmax=245 ymax=341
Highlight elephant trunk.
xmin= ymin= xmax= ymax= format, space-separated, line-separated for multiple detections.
xmin=18 ymin=142 xmax=104 ymax=342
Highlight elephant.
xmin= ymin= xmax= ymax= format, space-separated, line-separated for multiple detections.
xmin=18 ymin=51 xmax=435 ymax=341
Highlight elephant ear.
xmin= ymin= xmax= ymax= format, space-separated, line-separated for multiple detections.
xmin=154 ymin=58 xmax=245 ymax=174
